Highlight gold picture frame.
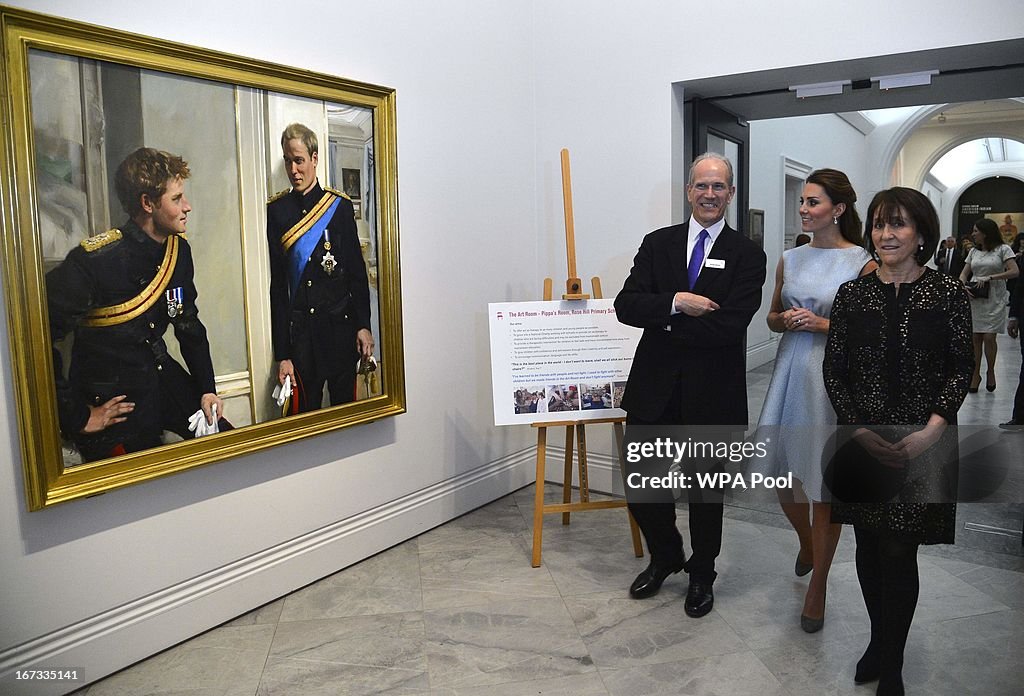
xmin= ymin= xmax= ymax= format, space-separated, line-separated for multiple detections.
xmin=0 ymin=6 xmax=405 ymax=510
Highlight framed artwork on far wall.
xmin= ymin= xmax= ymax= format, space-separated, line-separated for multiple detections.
xmin=342 ymin=167 xmax=362 ymax=200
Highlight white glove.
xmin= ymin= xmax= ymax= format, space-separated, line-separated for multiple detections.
xmin=187 ymin=404 xmax=220 ymax=438
xmin=272 ymin=375 xmax=292 ymax=407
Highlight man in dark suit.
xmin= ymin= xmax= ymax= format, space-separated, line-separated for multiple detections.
xmin=1000 ymin=259 xmax=1023 ymax=431
xmin=46 ymin=148 xmax=226 ymax=461
xmin=267 ymin=123 xmax=373 ymax=412
xmin=615 ymin=153 xmax=767 ymax=616
xmin=934 ymin=236 xmax=963 ymax=277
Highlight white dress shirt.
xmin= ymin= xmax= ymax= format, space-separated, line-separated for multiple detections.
xmin=687 ymin=215 xmax=727 ymax=272
xmin=668 ymin=216 xmax=728 ymax=319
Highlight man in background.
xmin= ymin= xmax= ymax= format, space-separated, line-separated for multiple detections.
xmin=935 ymin=236 xmax=963 ymax=277
xmin=1000 ymin=264 xmax=1023 ymax=431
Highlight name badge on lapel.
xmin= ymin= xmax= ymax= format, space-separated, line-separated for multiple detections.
xmin=705 ymin=258 xmax=725 ymax=270
xmin=166 ymin=287 xmax=184 ymax=318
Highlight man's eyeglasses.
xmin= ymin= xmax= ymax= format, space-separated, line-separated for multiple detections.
xmin=692 ymin=182 xmax=730 ymax=192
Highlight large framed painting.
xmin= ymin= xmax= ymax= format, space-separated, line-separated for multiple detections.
xmin=0 ymin=6 xmax=405 ymax=510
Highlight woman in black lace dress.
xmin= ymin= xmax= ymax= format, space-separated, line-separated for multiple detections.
xmin=823 ymin=187 xmax=973 ymax=696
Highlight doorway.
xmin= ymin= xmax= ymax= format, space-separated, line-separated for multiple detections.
xmin=675 ymin=39 xmax=1024 ymax=556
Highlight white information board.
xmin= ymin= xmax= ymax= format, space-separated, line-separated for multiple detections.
xmin=488 ymin=299 xmax=641 ymax=425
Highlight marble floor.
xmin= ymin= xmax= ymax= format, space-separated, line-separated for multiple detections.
xmin=73 ymin=335 xmax=1024 ymax=695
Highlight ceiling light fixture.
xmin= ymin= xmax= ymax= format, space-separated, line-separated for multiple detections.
xmin=871 ymin=70 xmax=938 ymax=90
xmin=788 ymin=80 xmax=850 ymax=98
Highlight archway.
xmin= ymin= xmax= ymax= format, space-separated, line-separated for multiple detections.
xmin=915 ymin=133 xmax=1024 ymax=190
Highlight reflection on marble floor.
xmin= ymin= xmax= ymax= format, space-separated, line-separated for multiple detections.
xmin=74 ymin=336 xmax=1023 ymax=695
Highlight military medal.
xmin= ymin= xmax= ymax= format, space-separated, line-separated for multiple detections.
xmin=166 ymin=287 xmax=184 ymax=318
xmin=321 ymin=235 xmax=336 ymax=275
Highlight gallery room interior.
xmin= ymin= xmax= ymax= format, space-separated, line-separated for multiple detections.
xmin=1 ymin=1 xmax=1023 ymax=694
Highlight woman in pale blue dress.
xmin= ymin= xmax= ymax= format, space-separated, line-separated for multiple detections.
xmin=757 ymin=169 xmax=875 ymax=632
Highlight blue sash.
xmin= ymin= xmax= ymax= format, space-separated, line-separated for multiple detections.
xmin=284 ymin=194 xmax=341 ymax=300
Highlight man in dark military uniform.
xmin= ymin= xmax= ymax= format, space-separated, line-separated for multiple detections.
xmin=46 ymin=147 xmax=226 ymax=462
xmin=267 ymin=123 xmax=373 ymax=412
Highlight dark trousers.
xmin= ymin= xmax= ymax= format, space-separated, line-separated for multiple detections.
xmin=294 ymin=364 xmax=357 ymax=412
xmin=854 ymin=526 xmax=920 ymax=685
xmin=1013 ymin=330 xmax=1024 ymax=422
xmin=75 ymin=360 xmax=232 ymax=462
xmin=625 ymin=385 xmax=724 ymax=584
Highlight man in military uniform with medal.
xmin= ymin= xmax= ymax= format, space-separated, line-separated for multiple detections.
xmin=46 ymin=147 xmax=226 ymax=462
xmin=267 ymin=123 xmax=374 ymax=412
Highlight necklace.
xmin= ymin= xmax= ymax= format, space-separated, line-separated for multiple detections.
xmin=877 ymin=265 xmax=925 ymax=286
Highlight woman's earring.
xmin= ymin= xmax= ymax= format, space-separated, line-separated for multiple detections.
xmin=833 ymin=216 xmax=839 ymax=225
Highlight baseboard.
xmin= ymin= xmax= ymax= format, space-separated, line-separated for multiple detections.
xmin=0 ymin=447 xmax=536 ymax=696
xmin=542 ymin=445 xmax=624 ymax=497
xmin=746 ymin=335 xmax=778 ymax=369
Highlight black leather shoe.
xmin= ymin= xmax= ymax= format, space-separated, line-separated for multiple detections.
xmin=998 ymin=419 xmax=1024 ymax=432
xmin=629 ymin=559 xmax=684 ymax=599
xmin=684 ymin=581 xmax=714 ymax=617
xmin=854 ymin=646 xmax=880 ymax=684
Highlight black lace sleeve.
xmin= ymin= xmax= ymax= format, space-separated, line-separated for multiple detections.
xmin=931 ymin=280 xmax=973 ymax=422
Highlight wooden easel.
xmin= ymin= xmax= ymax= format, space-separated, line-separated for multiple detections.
xmin=530 ymin=149 xmax=644 ymax=567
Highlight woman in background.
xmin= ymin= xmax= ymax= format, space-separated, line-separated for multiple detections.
xmin=959 ymin=217 xmax=1018 ymax=392
xmin=824 ymin=187 xmax=973 ymax=695
xmin=757 ymin=168 xmax=874 ymax=632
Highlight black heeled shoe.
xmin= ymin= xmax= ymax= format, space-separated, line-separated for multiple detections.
xmin=987 ymin=379 xmax=996 ymax=392
xmin=795 ymin=552 xmax=813 ymax=577
xmin=800 ymin=589 xmax=826 ymax=633
xmin=854 ymin=645 xmax=880 ymax=684
xmin=876 ymin=672 xmax=905 ymax=695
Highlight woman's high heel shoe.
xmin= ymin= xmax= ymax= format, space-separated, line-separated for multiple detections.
xmin=987 ymin=378 xmax=996 ymax=392
xmin=795 ymin=552 xmax=813 ymax=577
xmin=800 ymin=589 xmax=825 ymax=633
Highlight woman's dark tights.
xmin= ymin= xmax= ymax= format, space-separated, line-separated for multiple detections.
xmin=854 ymin=525 xmax=920 ymax=695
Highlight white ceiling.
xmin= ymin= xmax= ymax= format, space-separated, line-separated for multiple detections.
xmin=894 ymin=99 xmax=1024 ymax=185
